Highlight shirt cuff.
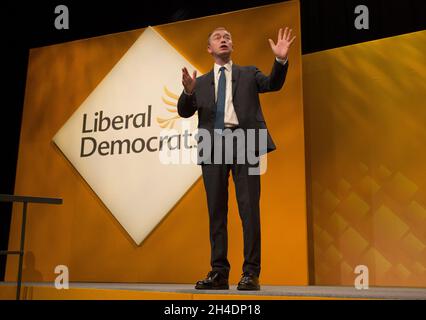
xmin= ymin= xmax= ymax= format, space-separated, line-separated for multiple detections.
xmin=183 ymin=89 xmax=193 ymax=95
xmin=275 ymin=56 xmax=288 ymax=65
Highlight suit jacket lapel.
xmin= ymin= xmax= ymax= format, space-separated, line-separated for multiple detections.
xmin=231 ymin=64 xmax=240 ymax=98
xmin=205 ymin=69 xmax=215 ymax=107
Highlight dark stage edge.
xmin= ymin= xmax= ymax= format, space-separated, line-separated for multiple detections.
xmin=1 ymin=282 xmax=425 ymax=299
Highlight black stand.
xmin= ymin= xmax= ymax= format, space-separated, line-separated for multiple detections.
xmin=0 ymin=194 xmax=63 ymax=300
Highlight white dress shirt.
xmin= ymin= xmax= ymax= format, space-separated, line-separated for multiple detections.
xmin=213 ymin=60 xmax=239 ymax=127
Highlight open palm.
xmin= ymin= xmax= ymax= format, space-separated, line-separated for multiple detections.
xmin=268 ymin=27 xmax=296 ymax=60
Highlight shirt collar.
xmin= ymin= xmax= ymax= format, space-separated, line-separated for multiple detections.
xmin=214 ymin=60 xmax=233 ymax=75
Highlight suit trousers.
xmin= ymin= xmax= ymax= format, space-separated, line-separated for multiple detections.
xmin=201 ymin=129 xmax=261 ymax=279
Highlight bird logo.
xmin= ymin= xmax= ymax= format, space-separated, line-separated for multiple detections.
xmin=156 ymin=86 xmax=181 ymax=129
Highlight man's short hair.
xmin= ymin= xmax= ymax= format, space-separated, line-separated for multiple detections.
xmin=207 ymin=27 xmax=231 ymax=45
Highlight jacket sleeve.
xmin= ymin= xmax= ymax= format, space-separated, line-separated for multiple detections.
xmin=177 ymin=91 xmax=197 ymax=118
xmin=254 ymin=59 xmax=289 ymax=93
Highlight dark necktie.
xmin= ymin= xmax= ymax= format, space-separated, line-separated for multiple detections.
xmin=214 ymin=66 xmax=226 ymax=130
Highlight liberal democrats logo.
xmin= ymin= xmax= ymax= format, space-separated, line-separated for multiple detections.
xmin=53 ymin=27 xmax=201 ymax=245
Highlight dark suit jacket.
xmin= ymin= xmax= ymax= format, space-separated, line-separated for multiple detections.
xmin=177 ymin=59 xmax=289 ymax=164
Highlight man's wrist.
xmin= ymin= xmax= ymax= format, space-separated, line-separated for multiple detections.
xmin=275 ymin=56 xmax=288 ymax=65
xmin=183 ymin=89 xmax=194 ymax=95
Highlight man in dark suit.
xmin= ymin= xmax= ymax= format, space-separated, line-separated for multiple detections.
xmin=177 ymin=26 xmax=295 ymax=290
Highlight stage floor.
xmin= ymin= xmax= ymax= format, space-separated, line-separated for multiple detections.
xmin=1 ymin=282 xmax=425 ymax=300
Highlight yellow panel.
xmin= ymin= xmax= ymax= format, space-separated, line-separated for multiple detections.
xmin=0 ymin=285 xmax=363 ymax=300
xmin=28 ymin=287 xmax=192 ymax=300
xmin=0 ymin=286 xmax=17 ymax=300
xmin=193 ymin=293 xmax=357 ymax=300
xmin=303 ymin=31 xmax=426 ymax=286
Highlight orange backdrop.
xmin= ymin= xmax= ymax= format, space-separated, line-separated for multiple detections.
xmin=6 ymin=1 xmax=308 ymax=285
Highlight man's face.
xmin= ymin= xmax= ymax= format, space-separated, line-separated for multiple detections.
xmin=207 ymin=29 xmax=233 ymax=58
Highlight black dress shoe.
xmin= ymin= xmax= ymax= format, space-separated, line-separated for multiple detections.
xmin=237 ymin=272 xmax=260 ymax=291
xmin=195 ymin=271 xmax=229 ymax=290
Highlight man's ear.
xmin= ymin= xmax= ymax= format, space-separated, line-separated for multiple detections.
xmin=207 ymin=45 xmax=212 ymax=54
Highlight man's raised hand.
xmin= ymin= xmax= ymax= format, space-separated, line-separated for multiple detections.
xmin=268 ymin=27 xmax=296 ymax=61
xmin=182 ymin=67 xmax=197 ymax=94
